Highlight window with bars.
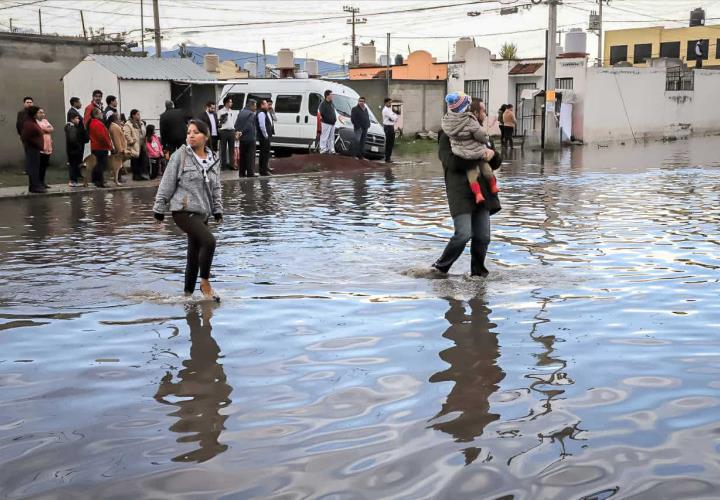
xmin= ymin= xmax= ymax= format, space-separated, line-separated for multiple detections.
xmin=464 ymin=80 xmax=489 ymax=105
xmin=555 ymin=78 xmax=574 ymax=90
xmin=666 ymin=66 xmax=694 ymax=91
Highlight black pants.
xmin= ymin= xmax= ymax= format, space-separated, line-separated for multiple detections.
xmin=148 ymin=157 xmax=163 ymax=179
xmin=384 ymin=125 xmax=395 ymax=162
xmin=25 ymin=147 xmax=43 ymax=192
xmin=91 ymin=150 xmax=109 ymax=186
xmin=219 ymin=130 xmax=235 ymax=169
xmin=239 ymin=141 xmax=256 ymax=177
xmin=258 ymin=136 xmax=271 ymax=175
xmin=502 ymin=126 xmax=514 ymax=147
xmin=210 ymin=135 xmax=219 ymax=153
xmin=39 ymin=153 xmax=49 ymax=186
xmin=172 ymin=211 xmax=216 ymax=294
xmin=131 ymin=148 xmax=150 ymax=180
xmin=68 ymin=152 xmax=83 ymax=183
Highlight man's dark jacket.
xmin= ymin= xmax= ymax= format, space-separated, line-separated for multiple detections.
xmin=351 ymin=105 xmax=370 ymax=131
xmin=319 ymin=100 xmax=337 ymax=125
xmin=234 ymin=107 xmax=257 ymax=143
xmin=159 ymin=108 xmax=188 ymax=148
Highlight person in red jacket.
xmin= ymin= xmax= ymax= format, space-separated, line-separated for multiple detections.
xmin=20 ymin=106 xmax=46 ymax=193
xmin=88 ymin=107 xmax=113 ymax=188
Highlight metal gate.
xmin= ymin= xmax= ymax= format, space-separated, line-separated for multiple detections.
xmin=515 ymin=83 xmax=537 ymax=135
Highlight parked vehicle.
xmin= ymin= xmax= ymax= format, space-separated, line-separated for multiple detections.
xmin=217 ymin=79 xmax=386 ymax=158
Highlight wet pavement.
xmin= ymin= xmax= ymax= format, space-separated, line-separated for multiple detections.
xmin=1 ymin=137 xmax=720 ymax=499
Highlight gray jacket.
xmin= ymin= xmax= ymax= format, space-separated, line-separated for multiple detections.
xmin=234 ymin=107 xmax=257 ymax=143
xmin=441 ymin=111 xmax=488 ymax=161
xmin=153 ymin=145 xmax=222 ymax=219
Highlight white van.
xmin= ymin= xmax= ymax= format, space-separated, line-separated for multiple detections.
xmin=217 ymin=79 xmax=386 ymax=158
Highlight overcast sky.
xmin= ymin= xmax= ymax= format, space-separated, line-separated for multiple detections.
xmin=2 ymin=0 xmax=717 ymax=63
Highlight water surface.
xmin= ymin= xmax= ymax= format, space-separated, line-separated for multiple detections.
xmin=1 ymin=137 xmax=720 ymax=499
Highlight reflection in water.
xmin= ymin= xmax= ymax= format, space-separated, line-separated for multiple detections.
xmin=154 ymin=303 xmax=233 ymax=463
xmin=429 ymin=296 xmax=505 ymax=465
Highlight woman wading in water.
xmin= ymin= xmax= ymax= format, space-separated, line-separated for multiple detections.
xmin=153 ymin=120 xmax=223 ymax=301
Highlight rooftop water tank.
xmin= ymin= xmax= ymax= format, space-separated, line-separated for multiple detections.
xmin=690 ymin=7 xmax=705 ymax=27
xmin=394 ymin=54 xmax=404 ymax=65
xmin=277 ymin=49 xmax=294 ymax=69
xmin=304 ymin=59 xmax=319 ymax=76
xmin=359 ymin=43 xmax=376 ymax=65
xmin=565 ymin=29 xmax=587 ymax=54
xmin=454 ymin=37 xmax=475 ymax=61
xmin=204 ymin=53 xmax=220 ymax=73
xmin=378 ymin=54 xmax=389 ymax=66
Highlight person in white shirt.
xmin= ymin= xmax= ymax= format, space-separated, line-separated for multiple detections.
xmin=695 ymin=40 xmax=704 ymax=69
xmin=382 ymin=98 xmax=399 ymax=163
xmin=201 ymin=101 xmax=219 ymax=153
xmin=216 ymin=96 xmax=238 ymax=170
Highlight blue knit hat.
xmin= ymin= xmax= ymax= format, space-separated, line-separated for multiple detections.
xmin=445 ymin=91 xmax=471 ymax=113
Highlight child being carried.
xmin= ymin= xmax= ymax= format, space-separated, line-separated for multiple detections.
xmin=441 ymin=92 xmax=499 ymax=204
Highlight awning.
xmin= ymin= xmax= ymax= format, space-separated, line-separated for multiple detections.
xmin=509 ymin=62 xmax=543 ymax=76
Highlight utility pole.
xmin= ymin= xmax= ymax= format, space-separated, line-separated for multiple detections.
xmin=262 ymin=39 xmax=266 ymax=78
xmin=38 ymin=9 xmax=42 ymax=35
xmin=542 ymin=0 xmax=560 ymax=149
xmin=140 ymin=0 xmax=145 ymax=54
xmin=9 ymin=18 xmax=12 ymax=32
xmin=386 ymin=32 xmax=391 ymax=97
xmin=152 ymin=0 xmax=161 ymax=58
xmin=597 ymin=0 xmax=603 ymax=67
xmin=80 ymin=11 xmax=87 ymax=39
xmin=344 ymin=6 xmax=366 ymax=66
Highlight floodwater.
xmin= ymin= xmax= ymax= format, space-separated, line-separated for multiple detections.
xmin=1 ymin=137 xmax=720 ymax=499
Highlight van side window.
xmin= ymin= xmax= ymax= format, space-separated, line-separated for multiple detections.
xmin=225 ymin=93 xmax=245 ymax=110
xmin=308 ymin=93 xmax=322 ymax=115
xmin=248 ymin=93 xmax=272 ymax=107
xmin=275 ymin=95 xmax=302 ymax=114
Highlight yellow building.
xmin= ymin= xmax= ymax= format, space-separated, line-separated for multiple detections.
xmin=604 ymin=25 xmax=720 ymax=67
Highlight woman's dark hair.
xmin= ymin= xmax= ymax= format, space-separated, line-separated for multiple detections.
xmin=499 ymin=104 xmax=507 ymax=112
xmin=469 ymin=99 xmax=485 ymax=125
xmin=130 ymin=109 xmax=139 ymax=119
xmin=26 ymin=105 xmax=40 ymax=119
xmin=109 ymin=112 xmax=121 ymax=124
xmin=188 ymin=118 xmax=210 ymax=138
xmin=146 ymin=124 xmax=155 ymax=139
xmin=222 ymin=95 xmax=232 ymax=105
xmin=506 ymin=104 xmax=513 ymax=109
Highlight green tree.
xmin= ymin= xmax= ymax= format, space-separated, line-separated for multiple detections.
xmin=500 ymin=42 xmax=518 ymax=60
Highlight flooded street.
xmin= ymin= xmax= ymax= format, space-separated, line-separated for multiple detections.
xmin=1 ymin=137 xmax=720 ymax=499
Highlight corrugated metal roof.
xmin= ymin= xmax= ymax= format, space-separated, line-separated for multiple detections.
xmin=88 ymin=54 xmax=216 ymax=81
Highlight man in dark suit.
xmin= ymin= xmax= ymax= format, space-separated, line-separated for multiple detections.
xmin=256 ymin=99 xmax=274 ymax=176
xmin=200 ymin=101 xmax=219 ymax=152
xmin=159 ymin=100 xmax=188 ymax=154
xmin=350 ymin=96 xmax=370 ymax=159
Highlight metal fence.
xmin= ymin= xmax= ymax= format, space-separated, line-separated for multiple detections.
xmin=666 ymin=67 xmax=694 ymax=91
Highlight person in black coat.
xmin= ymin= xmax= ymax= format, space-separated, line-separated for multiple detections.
xmin=234 ymin=99 xmax=258 ymax=177
xmin=65 ymin=113 xmax=88 ymax=186
xmin=432 ymin=99 xmax=501 ymax=278
xmin=350 ymin=96 xmax=371 ymax=159
xmin=16 ymin=96 xmax=34 ymax=136
xmin=159 ymin=100 xmax=188 ymax=154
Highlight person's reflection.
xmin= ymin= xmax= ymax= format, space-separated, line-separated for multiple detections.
xmin=429 ymin=297 xmax=505 ymax=465
xmin=154 ymin=303 xmax=233 ymax=463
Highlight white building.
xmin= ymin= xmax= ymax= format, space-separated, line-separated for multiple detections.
xmin=62 ymin=55 xmax=215 ymax=128
xmin=447 ymin=45 xmax=588 ymax=141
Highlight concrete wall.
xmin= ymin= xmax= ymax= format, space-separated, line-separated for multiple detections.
xmin=582 ymin=67 xmax=720 ymax=143
xmin=0 ymin=33 xmax=123 ymax=170
xmin=341 ymin=79 xmax=447 ymax=134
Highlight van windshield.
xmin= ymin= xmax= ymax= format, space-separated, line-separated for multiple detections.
xmin=333 ymin=95 xmax=379 ymax=124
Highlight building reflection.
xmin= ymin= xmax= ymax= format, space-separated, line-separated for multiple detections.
xmin=154 ymin=303 xmax=233 ymax=463
xmin=429 ymin=296 xmax=505 ymax=465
